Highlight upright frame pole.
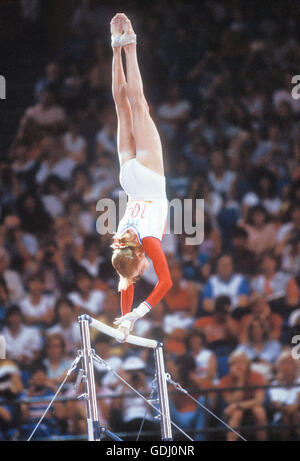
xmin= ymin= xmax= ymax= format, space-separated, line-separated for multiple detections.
xmin=78 ymin=317 xmax=101 ymax=441
xmin=154 ymin=344 xmax=173 ymax=441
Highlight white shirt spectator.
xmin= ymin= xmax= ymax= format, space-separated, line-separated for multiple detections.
xmin=20 ymin=294 xmax=55 ymax=320
xmin=41 ymin=194 xmax=64 ymax=218
xmin=3 ymin=269 xmax=26 ymax=303
xmin=269 ymin=377 xmax=300 ymax=421
xmin=157 ymin=100 xmax=191 ymax=121
xmin=208 ymin=170 xmax=236 ymax=198
xmin=195 ymin=349 xmax=214 ymax=379
xmin=68 ymin=290 xmax=105 ymax=316
xmin=3 ymin=325 xmax=42 ymax=361
xmin=25 ymin=103 xmax=66 ymax=127
xmin=36 ymin=158 xmax=76 ymax=183
xmin=47 ymin=322 xmax=81 ymax=355
xmin=96 ymin=127 xmax=117 ymax=154
xmin=63 ymin=132 xmax=86 ymax=157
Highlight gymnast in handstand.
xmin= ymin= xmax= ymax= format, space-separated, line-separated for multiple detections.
xmin=110 ymin=13 xmax=172 ymax=339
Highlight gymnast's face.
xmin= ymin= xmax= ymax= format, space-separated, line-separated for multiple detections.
xmin=132 ymin=252 xmax=149 ymax=279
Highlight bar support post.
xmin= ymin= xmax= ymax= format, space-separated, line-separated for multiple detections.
xmin=154 ymin=344 xmax=173 ymax=441
xmin=78 ymin=317 xmax=101 ymax=441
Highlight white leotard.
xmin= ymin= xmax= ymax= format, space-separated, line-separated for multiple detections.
xmin=117 ymin=159 xmax=168 ymax=241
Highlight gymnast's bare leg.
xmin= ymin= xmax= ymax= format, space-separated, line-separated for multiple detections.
xmin=111 ymin=14 xmax=136 ymax=167
xmin=118 ymin=13 xmax=165 ymax=176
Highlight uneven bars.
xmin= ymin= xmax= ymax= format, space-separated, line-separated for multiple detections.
xmin=78 ymin=315 xmax=158 ymax=349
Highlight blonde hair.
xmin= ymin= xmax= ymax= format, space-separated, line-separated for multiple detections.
xmin=111 ymin=231 xmax=142 ymax=291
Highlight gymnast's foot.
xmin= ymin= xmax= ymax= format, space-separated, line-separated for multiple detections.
xmin=110 ymin=13 xmax=136 ymax=48
xmin=110 ymin=13 xmax=123 ymax=39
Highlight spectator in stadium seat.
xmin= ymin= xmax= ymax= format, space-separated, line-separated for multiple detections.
xmin=46 ymin=298 xmax=81 ymax=357
xmin=68 ymin=269 xmax=105 ymax=317
xmin=202 ymin=254 xmax=250 ymax=315
xmin=19 ymin=273 xmax=55 ymax=327
xmin=231 ymin=226 xmax=256 ymax=277
xmin=219 ymin=351 xmax=267 ymax=441
xmin=186 ymin=329 xmax=217 ymax=383
xmin=239 ymin=294 xmax=283 ymax=342
xmin=240 ymin=204 xmax=278 ymax=256
xmin=24 ymin=85 xmax=66 ymax=135
xmin=43 ymin=334 xmax=72 ymax=390
xmin=0 ymin=359 xmax=23 ymax=440
xmin=194 ymin=295 xmax=238 ymax=350
xmin=3 ymin=305 xmax=42 ymax=366
xmin=268 ymin=351 xmax=300 ymax=440
xmin=251 ymin=252 xmax=299 ymax=309
xmin=0 ymin=248 xmax=25 ymax=303
xmin=235 ymin=318 xmax=282 ymax=380
xmin=20 ymin=362 xmax=65 ymax=439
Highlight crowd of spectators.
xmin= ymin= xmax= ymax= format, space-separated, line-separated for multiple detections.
xmin=1 ymin=0 xmax=300 ymax=441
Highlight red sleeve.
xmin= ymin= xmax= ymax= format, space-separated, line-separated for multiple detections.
xmin=141 ymin=237 xmax=173 ymax=309
xmin=121 ymin=284 xmax=134 ymax=316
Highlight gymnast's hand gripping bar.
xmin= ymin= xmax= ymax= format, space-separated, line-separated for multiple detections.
xmin=79 ymin=314 xmax=158 ymax=349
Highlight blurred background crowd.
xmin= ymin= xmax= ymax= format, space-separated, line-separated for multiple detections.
xmin=1 ymin=0 xmax=300 ymax=441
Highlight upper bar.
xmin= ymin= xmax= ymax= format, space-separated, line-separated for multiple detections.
xmin=78 ymin=315 xmax=158 ymax=349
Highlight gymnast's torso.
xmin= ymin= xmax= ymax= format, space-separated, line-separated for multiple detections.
xmin=118 ymin=158 xmax=168 ymax=241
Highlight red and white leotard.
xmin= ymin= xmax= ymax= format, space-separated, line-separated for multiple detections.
xmin=117 ymin=158 xmax=172 ymax=315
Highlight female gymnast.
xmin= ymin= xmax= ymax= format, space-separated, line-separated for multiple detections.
xmin=109 ymin=13 xmax=173 ymax=339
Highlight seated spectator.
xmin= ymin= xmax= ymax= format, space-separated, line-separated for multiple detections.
xmin=242 ymin=168 xmax=282 ymax=218
xmin=235 ymin=318 xmax=282 ymax=380
xmin=202 ymin=254 xmax=250 ymax=315
xmin=281 ymin=231 xmax=300 ymax=276
xmin=19 ymin=273 xmax=55 ymax=327
xmin=194 ymin=295 xmax=238 ymax=350
xmin=168 ymin=157 xmax=191 ymax=199
xmin=0 ymin=248 xmax=25 ymax=303
xmin=0 ymin=276 xmax=9 ymax=329
xmin=0 ymin=359 xmax=23 ymax=440
xmin=186 ymin=329 xmax=217 ymax=383
xmin=218 ymin=351 xmax=267 ymax=441
xmin=157 ymin=84 xmax=191 ymax=140
xmin=110 ymin=356 xmax=159 ymax=441
xmin=231 ymin=226 xmax=256 ymax=276
xmin=62 ymin=117 xmax=87 ymax=165
xmin=251 ymin=252 xmax=299 ymax=310
xmin=66 ymin=196 xmax=96 ymax=237
xmin=169 ymin=355 xmax=210 ymax=441
xmin=36 ymin=136 xmax=78 ymax=184
xmin=93 ymin=334 xmax=122 ymax=383
xmin=239 ymin=294 xmax=283 ymax=342
xmin=2 ymin=305 xmax=42 ymax=366
xmin=17 ymin=192 xmax=53 ymax=237
xmin=276 ymin=203 xmax=300 ymax=256
xmin=34 ymin=61 xmax=61 ymax=102
xmin=95 ymin=108 xmax=117 ymax=156
xmin=268 ymin=351 xmax=300 ymax=440
xmin=43 ymin=334 xmax=72 ymax=390
xmin=240 ymin=204 xmax=278 ymax=256
xmin=24 ymin=85 xmax=66 ymax=134
xmin=208 ymin=150 xmax=236 ymax=200
xmin=78 ymin=235 xmax=107 ymax=279
xmin=68 ymin=269 xmax=105 ymax=317
xmin=164 ymin=260 xmax=198 ymax=317
xmin=46 ymin=298 xmax=81 ymax=357
xmin=20 ymin=362 xmax=64 ymax=439
xmin=251 ymin=122 xmax=289 ymax=167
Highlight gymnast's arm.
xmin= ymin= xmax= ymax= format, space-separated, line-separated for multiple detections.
xmin=141 ymin=236 xmax=173 ymax=310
